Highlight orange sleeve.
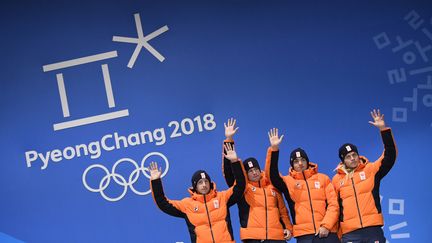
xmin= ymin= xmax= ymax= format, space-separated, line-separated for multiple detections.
xmin=264 ymin=147 xmax=271 ymax=179
xmin=320 ymin=175 xmax=339 ymax=230
xmin=332 ymin=175 xmax=341 ymax=193
xmin=276 ymin=191 xmax=293 ymax=231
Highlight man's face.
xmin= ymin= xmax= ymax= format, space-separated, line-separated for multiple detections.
xmin=293 ymin=157 xmax=308 ymax=172
xmin=343 ymin=151 xmax=360 ymax=169
xmin=247 ymin=167 xmax=261 ymax=182
xmin=196 ymin=178 xmax=210 ymax=195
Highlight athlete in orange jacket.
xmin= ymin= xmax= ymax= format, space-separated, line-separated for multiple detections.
xmin=222 ymin=118 xmax=292 ymax=242
xmin=266 ymin=128 xmax=340 ymax=243
xmin=150 ymin=143 xmax=246 ymax=243
xmin=332 ymin=109 xmax=397 ymax=243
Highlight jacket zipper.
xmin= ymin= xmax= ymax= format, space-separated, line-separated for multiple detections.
xmin=351 ymin=177 xmax=363 ymax=227
xmin=303 ymin=172 xmax=317 ymax=234
xmin=204 ymin=195 xmax=216 ymax=243
xmin=261 ymin=182 xmax=268 ymax=240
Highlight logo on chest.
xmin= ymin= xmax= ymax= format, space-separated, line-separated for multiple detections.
xmin=359 ymin=171 xmax=366 ymax=181
xmin=213 ymin=199 xmax=219 ymax=209
xmin=314 ymin=181 xmax=320 ymax=189
xmin=193 ymin=205 xmax=199 ymax=212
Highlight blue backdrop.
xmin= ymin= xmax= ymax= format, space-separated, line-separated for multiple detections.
xmin=1 ymin=0 xmax=431 ymax=242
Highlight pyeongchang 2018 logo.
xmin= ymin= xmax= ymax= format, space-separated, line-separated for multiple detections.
xmin=30 ymin=13 xmax=190 ymax=203
xmin=31 ymin=13 xmax=218 ymax=203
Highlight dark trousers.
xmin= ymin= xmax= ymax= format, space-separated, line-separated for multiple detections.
xmin=341 ymin=226 xmax=386 ymax=243
xmin=296 ymin=233 xmax=340 ymax=243
xmin=243 ymin=240 xmax=286 ymax=243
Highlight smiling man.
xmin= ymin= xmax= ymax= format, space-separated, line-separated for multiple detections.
xmin=150 ymin=142 xmax=246 ymax=243
xmin=332 ymin=109 xmax=397 ymax=243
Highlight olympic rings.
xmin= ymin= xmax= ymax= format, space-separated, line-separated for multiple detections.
xmin=82 ymin=152 xmax=169 ymax=202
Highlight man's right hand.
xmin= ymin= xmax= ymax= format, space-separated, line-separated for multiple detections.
xmin=368 ymin=109 xmax=387 ymax=131
xmin=224 ymin=118 xmax=239 ymax=139
xmin=149 ymin=161 xmax=162 ymax=180
xmin=268 ymin=128 xmax=284 ymax=151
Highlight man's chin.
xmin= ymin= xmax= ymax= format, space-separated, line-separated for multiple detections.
xmin=347 ymin=164 xmax=358 ymax=169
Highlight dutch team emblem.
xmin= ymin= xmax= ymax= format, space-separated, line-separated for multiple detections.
xmin=359 ymin=171 xmax=366 ymax=181
xmin=213 ymin=199 xmax=219 ymax=209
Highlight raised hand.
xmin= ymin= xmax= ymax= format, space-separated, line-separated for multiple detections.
xmin=149 ymin=161 xmax=162 ymax=180
xmin=368 ymin=109 xmax=386 ymax=130
xmin=223 ymin=142 xmax=238 ymax=162
xmin=268 ymin=128 xmax=284 ymax=150
xmin=224 ymin=118 xmax=239 ymax=139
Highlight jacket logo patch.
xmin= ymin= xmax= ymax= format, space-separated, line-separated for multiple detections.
xmin=271 ymin=190 xmax=276 ymax=197
xmin=194 ymin=205 xmax=199 ymax=212
xmin=295 ymin=182 xmax=301 ymax=189
xmin=251 ymin=186 xmax=256 ymax=192
xmin=340 ymin=180 xmax=344 ymax=186
xmin=314 ymin=181 xmax=320 ymax=189
xmin=359 ymin=171 xmax=366 ymax=181
xmin=213 ymin=199 xmax=219 ymax=209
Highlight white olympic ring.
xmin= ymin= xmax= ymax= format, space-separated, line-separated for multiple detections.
xmin=82 ymin=152 xmax=169 ymax=202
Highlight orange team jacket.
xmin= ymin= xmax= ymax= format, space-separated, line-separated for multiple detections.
xmin=223 ymin=140 xmax=293 ymax=240
xmin=265 ymin=147 xmax=339 ymax=237
xmin=332 ymin=128 xmax=397 ymax=235
xmin=151 ymin=160 xmax=246 ymax=243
